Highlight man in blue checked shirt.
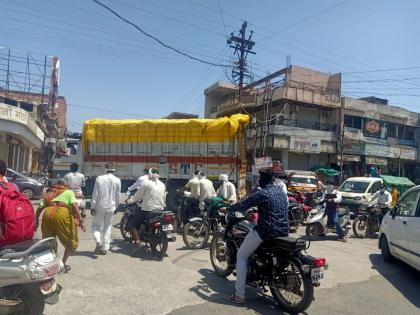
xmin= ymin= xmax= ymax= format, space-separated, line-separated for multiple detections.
xmin=225 ymin=167 xmax=289 ymax=304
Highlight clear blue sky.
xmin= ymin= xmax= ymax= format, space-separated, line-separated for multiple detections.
xmin=0 ymin=0 xmax=419 ymax=132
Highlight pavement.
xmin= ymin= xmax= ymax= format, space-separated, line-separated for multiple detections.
xmin=36 ymin=209 xmax=420 ymax=315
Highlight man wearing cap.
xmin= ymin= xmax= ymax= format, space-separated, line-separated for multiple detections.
xmin=198 ymin=172 xmax=216 ymax=210
xmin=216 ymin=173 xmax=237 ymax=203
xmin=224 ymin=167 xmax=289 ymax=304
xmin=90 ymin=163 xmax=121 ymax=255
xmin=126 ymin=168 xmax=166 ymax=255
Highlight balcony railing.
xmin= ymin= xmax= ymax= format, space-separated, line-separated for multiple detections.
xmin=271 ymin=117 xmax=337 ymax=132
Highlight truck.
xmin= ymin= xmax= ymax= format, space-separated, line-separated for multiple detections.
xmin=80 ymin=114 xmax=249 ymax=203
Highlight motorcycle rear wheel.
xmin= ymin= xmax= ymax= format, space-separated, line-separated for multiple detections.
xmin=210 ymin=233 xmax=233 ymax=277
xmin=22 ymin=291 xmax=45 ymax=315
xmin=183 ymin=221 xmax=210 ymax=249
xmin=150 ymin=230 xmax=169 ymax=258
xmin=352 ymin=217 xmax=369 ymax=238
xmin=270 ymin=261 xmax=314 ymax=314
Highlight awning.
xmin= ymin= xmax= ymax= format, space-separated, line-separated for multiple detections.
xmin=310 ymin=166 xmax=340 ymax=177
xmin=380 ymin=175 xmax=415 ymax=188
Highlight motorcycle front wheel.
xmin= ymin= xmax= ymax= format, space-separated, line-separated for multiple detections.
xmin=270 ymin=260 xmax=314 ymax=314
xmin=150 ymin=229 xmax=169 ymax=258
xmin=183 ymin=221 xmax=210 ymax=249
xmin=120 ymin=213 xmax=132 ymax=242
xmin=210 ymin=233 xmax=233 ymax=277
xmin=352 ymin=217 xmax=369 ymax=238
xmin=305 ymin=223 xmax=322 ymax=240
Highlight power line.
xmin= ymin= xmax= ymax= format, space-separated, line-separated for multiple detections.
xmin=260 ymin=0 xmax=353 ymax=42
xmin=67 ymin=103 xmax=158 ymax=119
xmin=216 ymin=0 xmax=228 ymax=37
xmin=91 ymin=0 xmax=229 ymax=67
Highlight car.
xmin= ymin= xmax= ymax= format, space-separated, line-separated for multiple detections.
xmin=378 ymin=185 xmax=420 ymax=271
xmin=5 ymin=168 xmax=44 ymax=200
xmin=339 ymin=177 xmax=382 ymax=211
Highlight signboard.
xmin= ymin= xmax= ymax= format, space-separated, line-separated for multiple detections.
xmin=389 ymin=146 xmax=417 ymax=160
xmin=289 ymin=136 xmax=321 ymax=153
xmin=363 ymin=118 xmax=388 ymax=139
xmin=366 ymin=156 xmax=388 ymax=166
xmin=342 ymin=142 xmax=365 ymax=155
xmin=338 ymin=154 xmax=361 ymax=162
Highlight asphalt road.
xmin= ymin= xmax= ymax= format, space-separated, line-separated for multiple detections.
xmin=40 ymin=212 xmax=420 ymax=315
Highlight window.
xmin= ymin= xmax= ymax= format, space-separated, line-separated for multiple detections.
xmin=387 ymin=123 xmax=397 ymax=138
xmin=396 ymin=190 xmax=419 ymax=216
xmin=4 ymin=98 xmax=17 ymax=106
xmin=370 ymin=182 xmax=382 ymax=194
xmin=20 ymin=102 xmax=33 ymax=112
xmin=344 ymin=115 xmax=362 ymax=129
xmin=339 ymin=180 xmax=369 ymax=193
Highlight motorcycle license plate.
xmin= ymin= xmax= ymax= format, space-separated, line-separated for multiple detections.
xmin=311 ymin=268 xmax=324 ymax=283
xmin=162 ymin=224 xmax=173 ymax=231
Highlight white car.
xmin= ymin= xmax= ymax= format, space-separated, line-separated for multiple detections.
xmin=378 ymin=186 xmax=420 ymax=271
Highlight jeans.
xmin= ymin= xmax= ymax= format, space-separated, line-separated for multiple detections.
xmin=183 ymin=198 xmax=199 ymax=224
xmin=92 ymin=211 xmax=114 ymax=251
xmin=334 ymin=212 xmax=344 ymax=238
xmin=235 ymin=229 xmax=262 ymax=299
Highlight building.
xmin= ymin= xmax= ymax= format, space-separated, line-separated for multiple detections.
xmin=0 ymin=90 xmax=67 ymax=173
xmin=205 ymin=65 xmax=342 ymax=170
xmin=341 ymin=96 xmax=419 ymax=178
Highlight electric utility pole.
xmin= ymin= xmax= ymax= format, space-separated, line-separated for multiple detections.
xmin=228 ymin=21 xmax=255 ymax=101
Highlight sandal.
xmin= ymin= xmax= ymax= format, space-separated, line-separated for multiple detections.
xmin=64 ymin=265 xmax=71 ymax=273
xmin=224 ymin=294 xmax=245 ymax=304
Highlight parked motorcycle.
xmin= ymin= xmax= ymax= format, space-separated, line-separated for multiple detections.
xmin=183 ymin=199 xmax=228 ymax=249
xmin=352 ymin=203 xmax=387 ymax=238
xmin=119 ymin=205 xmax=176 ymax=257
xmin=288 ymin=191 xmax=313 ymax=221
xmin=288 ymin=203 xmax=305 ymax=233
xmin=305 ymin=201 xmax=351 ymax=239
xmin=0 ymin=238 xmax=64 ymax=315
xmin=210 ymin=210 xmax=326 ymax=314
xmin=172 ymin=189 xmax=196 ymax=234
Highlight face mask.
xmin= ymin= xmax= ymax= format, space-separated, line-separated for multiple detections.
xmin=380 ymin=189 xmax=385 ymax=194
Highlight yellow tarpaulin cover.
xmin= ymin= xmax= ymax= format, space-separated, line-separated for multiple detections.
xmin=82 ymin=114 xmax=249 ymax=149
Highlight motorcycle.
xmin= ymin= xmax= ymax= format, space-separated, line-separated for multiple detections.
xmin=288 ymin=191 xmax=313 ymax=221
xmin=288 ymin=203 xmax=305 ymax=233
xmin=210 ymin=210 xmax=326 ymax=314
xmin=182 ymin=198 xmax=228 ymax=249
xmin=172 ymin=189 xmax=196 ymax=234
xmin=352 ymin=203 xmax=387 ymax=238
xmin=119 ymin=205 xmax=176 ymax=258
xmin=0 ymin=238 xmax=64 ymax=315
xmin=305 ymin=200 xmax=351 ymax=240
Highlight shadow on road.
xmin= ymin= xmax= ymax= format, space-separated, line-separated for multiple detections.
xmin=109 ymin=239 xmax=165 ymax=262
xmin=369 ymin=253 xmax=420 ymax=308
xmin=188 ymin=268 xmax=291 ymax=315
xmin=73 ymin=250 xmax=99 ymax=260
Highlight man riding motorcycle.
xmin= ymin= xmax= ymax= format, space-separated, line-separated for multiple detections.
xmin=368 ymin=184 xmax=392 ymax=224
xmin=222 ymin=167 xmax=289 ymax=304
xmin=323 ymin=184 xmax=346 ymax=242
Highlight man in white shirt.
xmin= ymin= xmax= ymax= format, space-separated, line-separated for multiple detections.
xmin=198 ymin=172 xmax=216 ymax=210
xmin=90 ymin=163 xmax=121 ymax=255
xmin=217 ymin=174 xmax=237 ymax=203
xmin=183 ymin=170 xmax=201 ymax=222
xmin=369 ymin=184 xmax=392 ymax=224
xmin=126 ymin=168 xmax=166 ymax=254
xmin=63 ymin=163 xmax=85 ymax=197
xmin=127 ymin=168 xmax=149 ymax=194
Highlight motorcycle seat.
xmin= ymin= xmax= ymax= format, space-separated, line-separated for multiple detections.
xmin=262 ymin=236 xmax=306 ymax=252
xmin=0 ymin=238 xmax=52 ymax=256
xmin=145 ymin=210 xmax=174 ymax=223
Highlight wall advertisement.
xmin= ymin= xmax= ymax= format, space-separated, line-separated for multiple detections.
xmin=363 ymin=118 xmax=388 ymax=139
xmin=289 ymin=136 xmax=321 ymax=153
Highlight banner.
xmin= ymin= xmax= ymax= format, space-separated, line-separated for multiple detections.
xmin=289 ymin=136 xmax=321 ymax=153
xmin=363 ymin=118 xmax=388 ymax=139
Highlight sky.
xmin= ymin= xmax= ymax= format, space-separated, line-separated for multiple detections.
xmin=0 ymin=0 xmax=419 ymax=132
